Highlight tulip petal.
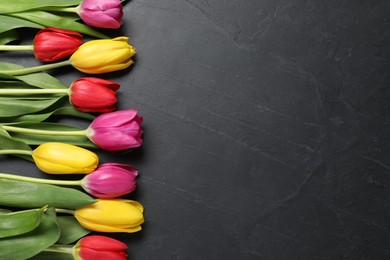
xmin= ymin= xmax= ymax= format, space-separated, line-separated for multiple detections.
xmin=77 ymin=219 xmax=142 ymax=233
xmin=79 ymin=235 xmax=127 ymax=250
xmin=80 ymin=248 xmax=127 ymax=260
xmin=90 ymin=110 xmax=139 ymax=127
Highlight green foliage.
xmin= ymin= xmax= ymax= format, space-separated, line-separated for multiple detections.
xmin=1 ymin=122 xmax=97 ymax=148
xmin=0 ymin=179 xmax=96 ymax=209
xmin=0 ymin=207 xmax=45 ymax=238
xmin=0 ymin=208 xmax=60 ymax=260
xmin=57 ymin=216 xmax=90 ymax=244
xmin=0 ymin=0 xmax=82 ymax=14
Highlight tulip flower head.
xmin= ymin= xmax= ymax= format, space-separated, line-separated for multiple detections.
xmin=77 ymin=0 xmax=123 ymax=29
xmin=74 ymin=235 xmax=128 ymax=260
xmin=32 ymin=142 xmax=99 ymax=174
xmin=81 ymin=163 xmax=138 ymax=198
xmin=75 ymin=199 xmax=144 ymax=233
xmin=86 ymin=109 xmax=143 ymax=151
xmin=69 ymin=77 xmax=120 ymax=112
xmin=33 ymin=28 xmax=83 ymax=62
xmin=69 ymin=37 xmax=135 ymax=74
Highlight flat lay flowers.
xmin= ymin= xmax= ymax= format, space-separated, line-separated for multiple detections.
xmin=0 ymin=0 xmax=144 ymax=259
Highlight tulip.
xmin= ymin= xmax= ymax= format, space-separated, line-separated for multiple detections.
xmin=74 ymin=235 xmax=128 ymax=260
xmin=0 ymin=37 xmax=135 ymax=75
xmin=0 ymin=162 xmax=137 ymax=198
xmin=1 ymin=109 xmax=143 ymax=152
xmin=77 ymin=0 xmax=124 ymax=29
xmin=32 ymin=142 xmax=99 ymax=174
xmin=69 ymin=77 xmax=120 ymax=112
xmin=69 ymin=37 xmax=135 ymax=74
xmin=0 ymin=28 xmax=83 ymax=62
xmin=33 ymin=28 xmax=83 ymax=62
xmin=75 ymin=199 xmax=144 ymax=233
xmin=42 ymin=235 xmax=127 ymax=260
xmin=81 ymin=163 xmax=138 ymax=198
xmin=86 ymin=109 xmax=143 ymax=151
xmin=0 ymin=77 xmax=120 ymax=113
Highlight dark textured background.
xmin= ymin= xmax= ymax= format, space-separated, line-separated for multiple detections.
xmin=2 ymin=0 xmax=390 ymax=259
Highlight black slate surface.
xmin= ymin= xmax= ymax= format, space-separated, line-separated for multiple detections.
xmin=1 ymin=0 xmax=390 ymax=259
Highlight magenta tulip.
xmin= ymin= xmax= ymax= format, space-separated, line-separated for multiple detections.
xmin=77 ymin=0 xmax=123 ymax=29
xmin=81 ymin=163 xmax=138 ymax=198
xmin=86 ymin=109 xmax=143 ymax=151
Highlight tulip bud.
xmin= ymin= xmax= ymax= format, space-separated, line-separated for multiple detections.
xmin=77 ymin=0 xmax=123 ymax=29
xmin=69 ymin=37 xmax=135 ymax=74
xmin=33 ymin=28 xmax=83 ymax=62
xmin=81 ymin=163 xmax=138 ymax=198
xmin=74 ymin=235 xmax=128 ymax=260
xmin=69 ymin=77 xmax=120 ymax=112
xmin=86 ymin=109 xmax=143 ymax=151
xmin=32 ymin=142 xmax=99 ymax=174
xmin=75 ymin=199 xmax=144 ymax=233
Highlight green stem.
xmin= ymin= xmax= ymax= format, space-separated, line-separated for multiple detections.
xmin=0 ymin=88 xmax=69 ymax=95
xmin=0 ymin=172 xmax=81 ymax=186
xmin=55 ymin=208 xmax=75 ymax=215
xmin=43 ymin=244 xmax=73 ymax=254
xmin=0 ymin=60 xmax=71 ymax=76
xmin=0 ymin=149 xmax=32 ymax=155
xmin=39 ymin=6 xmax=78 ymax=13
xmin=2 ymin=125 xmax=87 ymax=136
xmin=0 ymin=45 xmax=34 ymax=51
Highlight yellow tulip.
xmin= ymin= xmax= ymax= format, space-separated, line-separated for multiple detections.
xmin=75 ymin=199 xmax=144 ymax=233
xmin=69 ymin=36 xmax=136 ymax=74
xmin=32 ymin=142 xmax=99 ymax=174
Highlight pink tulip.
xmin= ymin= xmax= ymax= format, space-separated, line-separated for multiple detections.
xmin=77 ymin=0 xmax=123 ymax=29
xmin=81 ymin=163 xmax=138 ymax=198
xmin=86 ymin=109 xmax=143 ymax=151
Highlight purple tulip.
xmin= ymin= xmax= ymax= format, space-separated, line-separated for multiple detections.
xmin=86 ymin=109 xmax=143 ymax=151
xmin=77 ymin=0 xmax=123 ymax=29
xmin=81 ymin=163 xmax=138 ymax=198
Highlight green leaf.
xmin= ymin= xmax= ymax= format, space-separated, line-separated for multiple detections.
xmin=3 ymin=122 xmax=97 ymax=148
xmin=30 ymin=251 xmax=74 ymax=260
xmin=0 ymin=97 xmax=64 ymax=117
xmin=15 ymin=72 xmax=69 ymax=89
xmin=0 ymin=62 xmax=68 ymax=89
xmin=0 ymin=209 xmax=60 ymax=260
xmin=0 ymin=0 xmax=82 ymax=14
xmin=0 ymin=14 xmax=42 ymax=34
xmin=0 ymin=30 xmax=19 ymax=45
xmin=7 ymin=11 xmax=108 ymax=38
xmin=0 ymin=135 xmax=33 ymax=161
xmin=51 ymin=106 xmax=95 ymax=120
xmin=0 ymin=80 xmax=33 ymax=89
xmin=57 ymin=216 xmax=90 ymax=244
xmin=0 ymin=179 xmax=96 ymax=209
xmin=0 ymin=106 xmax=95 ymax=124
xmin=0 ymin=207 xmax=45 ymax=238
xmin=0 ymin=209 xmax=12 ymax=214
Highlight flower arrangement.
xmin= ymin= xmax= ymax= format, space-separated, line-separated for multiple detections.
xmin=0 ymin=1 xmax=145 ymax=259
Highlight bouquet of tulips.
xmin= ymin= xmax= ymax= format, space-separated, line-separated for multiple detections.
xmin=0 ymin=0 xmax=145 ymax=259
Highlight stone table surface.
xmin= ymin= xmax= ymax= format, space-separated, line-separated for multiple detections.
xmin=2 ymin=0 xmax=390 ymax=259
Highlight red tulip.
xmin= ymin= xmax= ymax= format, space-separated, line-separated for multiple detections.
xmin=74 ymin=235 xmax=128 ymax=260
xmin=69 ymin=77 xmax=120 ymax=112
xmin=86 ymin=109 xmax=143 ymax=151
xmin=33 ymin=28 xmax=83 ymax=62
